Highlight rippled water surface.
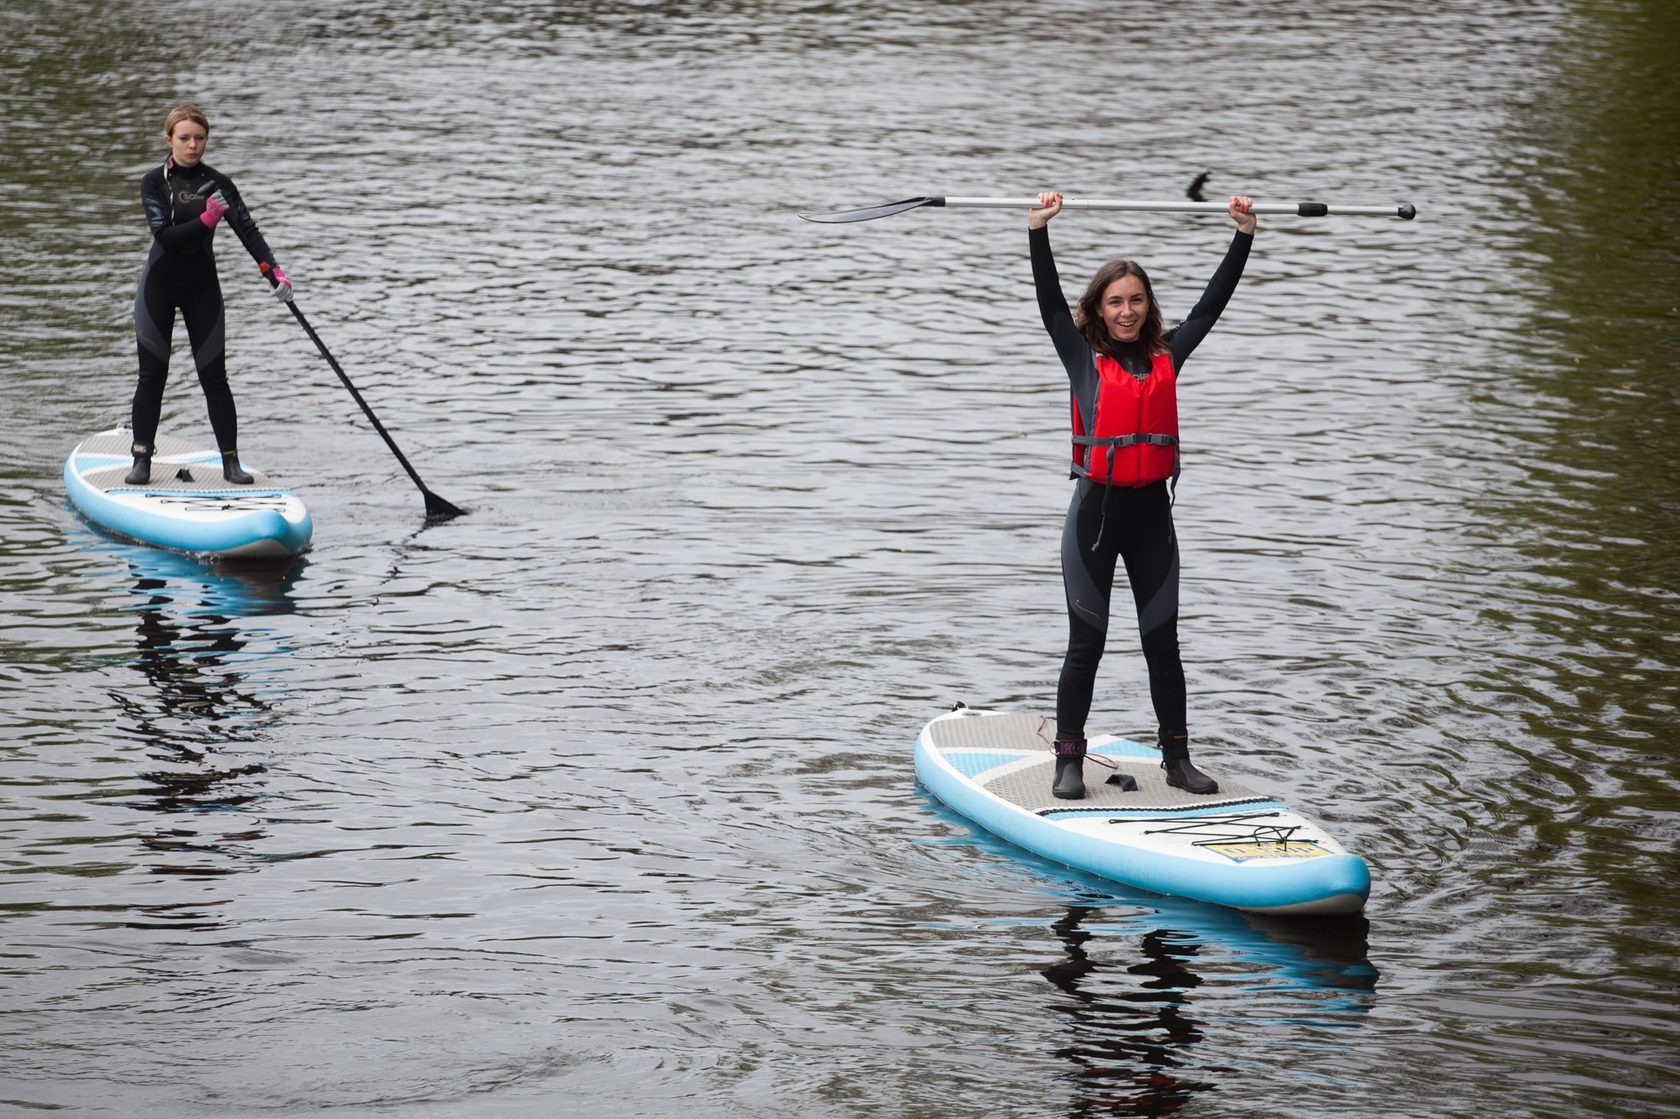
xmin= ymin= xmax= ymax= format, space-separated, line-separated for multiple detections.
xmin=3 ymin=2 xmax=1677 ymax=1116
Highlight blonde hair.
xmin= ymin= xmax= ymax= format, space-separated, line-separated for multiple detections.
xmin=163 ymin=103 xmax=210 ymax=138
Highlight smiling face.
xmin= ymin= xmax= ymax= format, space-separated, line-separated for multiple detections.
xmin=1075 ymin=258 xmax=1163 ymax=357
xmin=167 ymin=119 xmax=208 ymax=167
xmin=1100 ymin=274 xmax=1149 ymax=344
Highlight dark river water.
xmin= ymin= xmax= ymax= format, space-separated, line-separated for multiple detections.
xmin=3 ymin=2 xmax=1677 ymax=1116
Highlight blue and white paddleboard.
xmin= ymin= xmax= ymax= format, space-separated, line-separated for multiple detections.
xmin=916 ymin=708 xmax=1370 ymax=916
xmin=64 ymin=429 xmax=312 ymax=560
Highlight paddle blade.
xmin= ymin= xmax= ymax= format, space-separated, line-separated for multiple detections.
xmin=797 ymin=196 xmax=940 ymax=223
xmin=424 ymin=489 xmax=466 ymax=522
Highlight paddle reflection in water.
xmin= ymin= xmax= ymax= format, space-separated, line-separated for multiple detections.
xmin=109 ymin=547 xmax=301 ymax=929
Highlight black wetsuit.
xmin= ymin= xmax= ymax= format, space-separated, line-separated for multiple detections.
xmin=132 ymin=159 xmax=278 ymax=454
xmin=1031 ymin=225 xmax=1251 ymax=753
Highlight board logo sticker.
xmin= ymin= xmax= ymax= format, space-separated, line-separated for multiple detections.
xmin=1204 ymin=840 xmax=1333 ymax=863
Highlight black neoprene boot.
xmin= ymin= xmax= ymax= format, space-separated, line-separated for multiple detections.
xmin=1052 ymin=737 xmax=1087 ymax=800
xmin=221 ymin=451 xmax=253 ymax=485
xmin=124 ymin=443 xmax=152 ymax=485
xmin=1161 ymin=733 xmax=1218 ymax=795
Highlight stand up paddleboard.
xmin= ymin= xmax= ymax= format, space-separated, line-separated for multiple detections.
xmin=64 ymin=429 xmax=312 ymax=560
xmin=916 ymin=707 xmax=1370 ymax=916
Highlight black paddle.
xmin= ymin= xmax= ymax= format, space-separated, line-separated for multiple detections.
xmin=799 ymin=195 xmax=1418 ymax=223
xmin=273 ymin=289 xmax=465 ymax=522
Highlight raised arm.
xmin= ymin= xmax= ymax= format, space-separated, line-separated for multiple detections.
xmin=1028 ymin=190 xmax=1094 ymax=382
xmin=1169 ymin=195 xmax=1256 ymax=371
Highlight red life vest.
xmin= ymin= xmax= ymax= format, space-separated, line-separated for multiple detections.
xmin=1070 ymin=351 xmax=1180 ymax=487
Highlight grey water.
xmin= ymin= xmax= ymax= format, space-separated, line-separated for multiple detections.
xmin=2 ymin=1 xmax=1677 ymax=1115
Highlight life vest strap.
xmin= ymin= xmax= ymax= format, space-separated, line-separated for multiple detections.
xmin=1070 ymin=434 xmax=1184 ymax=501
xmin=1071 ymin=433 xmax=1179 ymax=449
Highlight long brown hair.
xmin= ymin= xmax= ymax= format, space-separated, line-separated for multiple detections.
xmin=1074 ymin=259 xmax=1166 ymax=358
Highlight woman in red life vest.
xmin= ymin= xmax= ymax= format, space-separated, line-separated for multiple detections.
xmin=1030 ymin=189 xmax=1257 ymax=799
xmin=126 ymin=103 xmax=293 ymax=486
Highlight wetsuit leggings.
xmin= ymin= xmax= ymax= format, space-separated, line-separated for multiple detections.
xmin=1056 ymin=478 xmax=1187 ymax=753
xmin=132 ymin=253 xmax=238 ymax=453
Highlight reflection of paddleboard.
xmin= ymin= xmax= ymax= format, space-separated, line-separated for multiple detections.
xmin=916 ymin=708 xmax=1371 ymax=916
xmin=64 ymin=429 xmax=312 ymax=560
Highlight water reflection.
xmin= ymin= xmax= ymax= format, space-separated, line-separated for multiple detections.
xmin=1040 ymin=903 xmax=1376 ymax=1117
xmin=922 ymin=795 xmax=1378 ymax=1113
xmin=1461 ymin=0 xmax=1680 ymax=979
xmin=111 ymin=548 xmax=300 ymax=925
xmin=1043 ymin=908 xmax=1215 ymax=1116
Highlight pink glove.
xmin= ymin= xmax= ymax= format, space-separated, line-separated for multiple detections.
xmin=199 ymin=190 xmax=227 ymax=229
xmin=262 ymin=263 xmax=294 ymax=303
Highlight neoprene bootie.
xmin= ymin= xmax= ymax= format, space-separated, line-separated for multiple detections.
xmin=221 ymin=451 xmax=253 ymax=485
xmin=1161 ymin=732 xmax=1218 ymax=794
xmin=1052 ymin=737 xmax=1087 ymax=800
xmin=1162 ymin=757 xmax=1218 ymax=795
xmin=124 ymin=443 xmax=152 ymax=485
xmin=1160 ymin=732 xmax=1218 ymax=795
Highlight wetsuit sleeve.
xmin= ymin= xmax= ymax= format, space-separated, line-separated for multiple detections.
xmin=211 ymin=174 xmax=279 ymax=269
xmin=1168 ymin=230 xmax=1252 ymax=372
xmin=141 ymin=169 xmax=214 ymax=255
xmin=1031 ymin=225 xmax=1095 ymax=388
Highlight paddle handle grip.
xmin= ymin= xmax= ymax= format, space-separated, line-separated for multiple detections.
xmin=939 ymin=196 xmax=1417 ymax=220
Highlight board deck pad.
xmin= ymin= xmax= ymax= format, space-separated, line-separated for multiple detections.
xmin=926 ymin=712 xmax=1271 ymax=814
xmin=74 ymin=430 xmax=280 ymax=492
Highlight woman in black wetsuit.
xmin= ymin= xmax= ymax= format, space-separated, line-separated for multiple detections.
xmin=1031 ymin=189 xmax=1256 ymax=801
xmin=126 ymin=103 xmax=293 ymax=486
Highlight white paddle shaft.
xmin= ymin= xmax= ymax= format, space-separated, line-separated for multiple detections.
xmin=941 ymin=196 xmax=1411 ymax=218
